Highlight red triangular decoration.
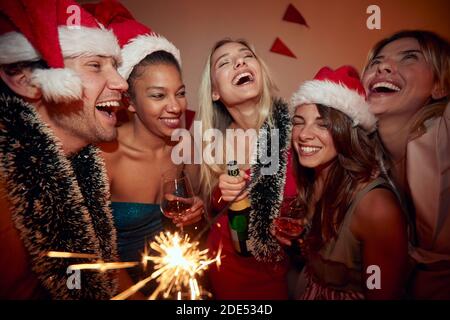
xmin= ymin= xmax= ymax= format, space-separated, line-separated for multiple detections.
xmin=270 ymin=38 xmax=296 ymax=58
xmin=283 ymin=3 xmax=309 ymax=28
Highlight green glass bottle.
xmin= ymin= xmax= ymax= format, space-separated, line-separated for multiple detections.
xmin=227 ymin=161 xmax=251 ymax=257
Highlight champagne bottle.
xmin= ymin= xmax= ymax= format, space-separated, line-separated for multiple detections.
xmin=227 ymin=161 xmax=251 ymax=256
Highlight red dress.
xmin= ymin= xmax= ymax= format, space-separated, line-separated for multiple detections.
xmin=207 ymin=150 xmax=297 ymax=299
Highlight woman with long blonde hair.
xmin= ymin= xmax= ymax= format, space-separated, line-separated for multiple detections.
xmin=362 ymin=30 xmax=450 ymax=299
xmin=196 ymin=38 xmax=296 ymax=299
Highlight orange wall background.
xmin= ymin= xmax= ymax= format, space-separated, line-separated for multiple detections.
xmin=119 ymin=0 xmax=450 ymax=111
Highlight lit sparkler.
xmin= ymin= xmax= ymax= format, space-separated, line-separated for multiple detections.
xmin=47 ymin=231 xmax=222 ymax=300
xmin=47 ymin=251 xmax=98 ymax=259
xmin=112 ymin=231 xmax=222 ymax=300
xmin=47 ymin=251 xmax=139 ymax=272
xmin=68 ymin=261 xmax=139 ymax=271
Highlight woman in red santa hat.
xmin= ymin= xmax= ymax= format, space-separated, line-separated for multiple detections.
xmin=86 ymin=0 xmax=205 ymax=299
xmin=274 ymin=65 xmax=409 ymax=299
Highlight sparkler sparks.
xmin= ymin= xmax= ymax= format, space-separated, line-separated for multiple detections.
xmin=68 ymin=261 xmax=139 ymax=272
xmin=113 ymin=231 xmax=221 ymax=300
xmin=47 ymin=231 xmax=222 ymax=300
xmin=143 ymin=231 xmax=220 ymax=300
xmin=47 ymin=251 xmax=98 ymax=259
xmin=47 ymin=251 xmax=138 ymax=272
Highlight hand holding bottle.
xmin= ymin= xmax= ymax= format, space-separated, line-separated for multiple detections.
xmin=218 ymin=171 xmax=249 ymax=202
xmin=226 ymin=161 xmax=252 ymax=256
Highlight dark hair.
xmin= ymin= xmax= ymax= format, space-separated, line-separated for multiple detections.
xmin=293 ymin=104 xmax=387 ymax=250
xmin=127 ymin=50 xmax=181 ymax=101
xmin=0 ymin=59 xmax=48 ymax=96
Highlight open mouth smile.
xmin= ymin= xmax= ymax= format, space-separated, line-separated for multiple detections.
xmin=232 ymin=71 xmax=254 ymax=86
xmin=369 ymin=81 xmax=402 ymax=95
xmin=95 ymin=100 xmax=121 ymax=124
xmin=299 ymin=145 xmax=322 ymax=156
xmin=160 ymin=117 xmax=181 ymax=129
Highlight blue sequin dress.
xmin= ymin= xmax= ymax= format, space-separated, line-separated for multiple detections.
xmin=111 ymin=202 xmax=163 ymax=288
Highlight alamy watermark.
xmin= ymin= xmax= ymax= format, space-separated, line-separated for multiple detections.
xmin=366 ymin=264 xmax=381 ymax=290
xmin=66 ymin=267 xmax=81 ymax=290
xmin=367 ymin=5 xmax=381 ymax=30
xmin=66 ymin=5 xmax=81 ymax=29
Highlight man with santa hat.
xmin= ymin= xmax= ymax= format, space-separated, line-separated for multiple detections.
xmin=0 ymin=0 xmax=128 ymax=299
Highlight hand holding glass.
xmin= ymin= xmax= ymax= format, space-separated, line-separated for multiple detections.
xmin=273 ymin=197 xmax=307 ymax=240
xmin=160 ymin=175 xmax=194 ymax=233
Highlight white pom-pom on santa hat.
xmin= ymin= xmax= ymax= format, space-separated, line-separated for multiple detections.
xmin=0 ymin=0 xmax=121 ymax=102
xmin=31 ymin=68 xmax=82 ymax=103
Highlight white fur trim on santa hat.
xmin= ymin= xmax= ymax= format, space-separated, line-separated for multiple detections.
xmin=0 ymin=27 xmax=120 ymax=103
xmin=290 ymin=80 xmax=377 ymax=132
xmin=0 ymin=27 xmax=121 ymax=66
xmin=31 ymin=68 xmax=82 ymax=103
xmin=58 ymin=26 xmax=121 ymax=63
xmin=118 ymin=34 xmax=181 ymax=80
xmin=0 ymin=31 xmax=40 ymax=64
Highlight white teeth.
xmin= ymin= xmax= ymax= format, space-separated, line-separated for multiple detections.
xmin=162 ymin=118 xmax=179 ymax=124
xmin=96 ymin=101 xmax=120 ymax=108
xmin=301 ymin=146 xmax=321 ymax=153
xmin=232 ymin=72 xmax=253 ymax=85
xmin=372 ymin=82 xmax=401 ymax=91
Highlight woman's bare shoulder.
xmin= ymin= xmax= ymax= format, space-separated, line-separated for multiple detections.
xmin=351 ymin=186 xmax=405 ymax=240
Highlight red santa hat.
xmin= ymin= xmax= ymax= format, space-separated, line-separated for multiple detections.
xmin=0 ymin=0 xmax=121 ymax=102
xmin=84 ymin=0 xmax=181 ymax=80
xmin=290 ymin=66 xmax=377 ymax=132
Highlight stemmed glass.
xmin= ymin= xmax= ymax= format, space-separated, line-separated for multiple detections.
xmin=273 ymin=196 xmax=307 ymax=240
xmin=160 ymin=173 xmax=194 ymax=234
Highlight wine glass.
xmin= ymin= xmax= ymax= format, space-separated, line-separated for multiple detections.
xmin=160 ymin=174 xmax=195 ymax=234
xmin=273 ymin=196 xmax=307 ymax=240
